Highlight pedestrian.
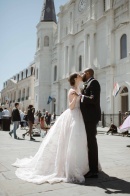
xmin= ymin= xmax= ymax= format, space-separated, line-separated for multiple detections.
xmin=44 ymin=111 xmax=49 ymax=125
xmin=48 ymin=113 xmax=51 ymax=125
xmin=2 ymin=107 xmax=10 ymax=116
xmin=22 ymin=105 xmax=35 ymax=141
xmin=9 ymin=103 xmax=21 ymax=139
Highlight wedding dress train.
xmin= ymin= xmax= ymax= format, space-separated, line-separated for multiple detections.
xmin=12 ymin=97 xmax=89 ymax=184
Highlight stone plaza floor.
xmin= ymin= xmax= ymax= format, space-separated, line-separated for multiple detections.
xmin=0 ymin=127 xmax=130 ymax=196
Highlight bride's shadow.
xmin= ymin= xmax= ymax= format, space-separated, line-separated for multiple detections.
xmin=72 ymin=172 xmax=130 ymax=194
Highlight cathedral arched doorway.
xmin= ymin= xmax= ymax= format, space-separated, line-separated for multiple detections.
xmin=120 ymin=87 xmax=128 ymax=112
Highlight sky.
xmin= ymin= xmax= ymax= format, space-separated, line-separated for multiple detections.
xmin=0 ymin=0 xmax=68 ymax=91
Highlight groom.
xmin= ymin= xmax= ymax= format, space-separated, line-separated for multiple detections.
xmin=80 ymin=68 xmax=101 ymax=178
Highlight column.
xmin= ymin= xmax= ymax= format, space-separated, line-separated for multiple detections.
xmin=64 ymin=46 xmax=66 ymax=77
xmin=68 ymin=45 xmax=72 ymax=74
xmin=87 ymin=34 xmax=90 ymax=67
xmin=84 ymin=34 xmax=87 ymax=68
xmin=89 ymin=0 xmax=92 ymax=19
xmin=90 ymin=33 xmax=94 ymax=68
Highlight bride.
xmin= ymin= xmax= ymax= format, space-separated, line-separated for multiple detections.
xmin=12 ymin=73 xmax=90 ymax=184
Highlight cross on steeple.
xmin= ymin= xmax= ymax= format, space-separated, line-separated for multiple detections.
xmin=40 ymin=0 xmax=57 ymax=23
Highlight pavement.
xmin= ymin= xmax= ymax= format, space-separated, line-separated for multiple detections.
xmin=0 ymin=126 xmax=130 ymax=196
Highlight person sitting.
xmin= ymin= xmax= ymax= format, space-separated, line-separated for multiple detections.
xmin=106 ymin=123 xmax=117 ymax=135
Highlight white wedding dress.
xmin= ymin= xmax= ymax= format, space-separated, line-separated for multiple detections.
xmin=12 ymin=95 xmax=90 ymax=184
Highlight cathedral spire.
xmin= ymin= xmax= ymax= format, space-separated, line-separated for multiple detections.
xmin=40 ymin=0 xmax=57 ymax=23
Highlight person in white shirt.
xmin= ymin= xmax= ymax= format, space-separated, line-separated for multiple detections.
xmin=2 ymin=108 xmax=10 ymax=116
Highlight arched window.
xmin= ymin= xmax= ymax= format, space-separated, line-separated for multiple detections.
xmin=44 ymin=36 xmax=49 ymax=46
xmin=54 ymin=66 xmax=57 ymax=81
xmin=120 ymin=34 xmax=127 ymax=59
xmin=79 ymin=55 xmax=82 ymax=71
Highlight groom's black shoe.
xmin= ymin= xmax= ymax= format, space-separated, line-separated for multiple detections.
xmin=84 ymin=171 xmax=98 ymax=178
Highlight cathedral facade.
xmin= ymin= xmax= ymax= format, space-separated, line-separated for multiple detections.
xmin=1 ymin=0 xmax=130 ymax=123
xmin=35 ymin=0 xmax=130 ymax=118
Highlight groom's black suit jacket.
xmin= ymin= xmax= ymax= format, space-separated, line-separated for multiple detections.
xmin=80 ymin=77 xmax=101 ymax=123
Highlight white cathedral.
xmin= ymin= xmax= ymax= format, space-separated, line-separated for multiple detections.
xmin=1 ymin=0 xmax=130 ymax=123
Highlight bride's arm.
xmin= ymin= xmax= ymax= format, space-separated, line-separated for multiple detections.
xmin=68 ymin=90 xmax=78 ymax=110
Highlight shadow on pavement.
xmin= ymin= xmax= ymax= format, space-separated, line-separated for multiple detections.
xmin=72 ymin=172 xmax=130 ymax=194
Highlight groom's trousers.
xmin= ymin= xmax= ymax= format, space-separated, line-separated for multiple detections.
xmin=84 ymin=121 xmax=98 ymax=173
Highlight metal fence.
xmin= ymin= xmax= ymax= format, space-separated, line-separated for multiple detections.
xmin=101 ymin=112 xmax=127 ymax=127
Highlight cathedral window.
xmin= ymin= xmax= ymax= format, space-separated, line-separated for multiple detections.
xmin=54 ymin=65 xmax=57 ymax=81
xmin=79 ymin=55 xmax=82 ymax=71
xmin=44 ymin=36 xmax=49 ymax=46
xmin=120 ymin=34 xmax=127 ymax=59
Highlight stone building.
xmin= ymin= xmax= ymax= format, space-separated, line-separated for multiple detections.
xmin=1 ymin=62 xmax=35 ymax=112
xmin=35 ymin=0 xmax=130 ymax=121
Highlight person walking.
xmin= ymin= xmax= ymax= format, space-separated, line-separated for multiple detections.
xmin=22 ymin=105 xmax=35 ymax=141
xmin=9 ymin=103 xmax=21 ymax=139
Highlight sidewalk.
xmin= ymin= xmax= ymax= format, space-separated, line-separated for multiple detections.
xmin=0 ymin=127 xmax=130 ymax=196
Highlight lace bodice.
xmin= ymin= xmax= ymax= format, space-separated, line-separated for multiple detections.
xmin=74 ymin=96 xmax=80 ymax=109
xmin=69 ymin=88 xmax=81 ymax=109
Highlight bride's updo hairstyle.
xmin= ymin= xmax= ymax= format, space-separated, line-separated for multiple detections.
xmin=68 ymin=73 xmax=78 ymax=86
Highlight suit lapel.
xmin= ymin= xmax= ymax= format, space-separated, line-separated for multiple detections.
xmin=83 ymin=77 xmax=94 ymax=95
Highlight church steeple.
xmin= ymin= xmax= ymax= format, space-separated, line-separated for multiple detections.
xmin=40 ymin=0 xmax=57 ymax=23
